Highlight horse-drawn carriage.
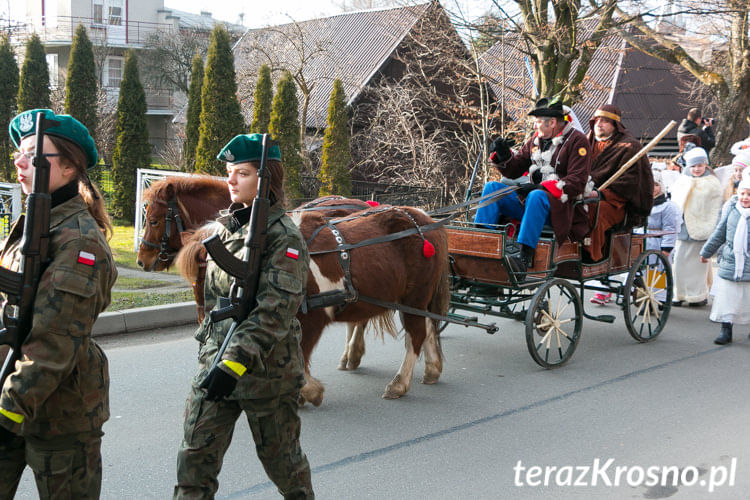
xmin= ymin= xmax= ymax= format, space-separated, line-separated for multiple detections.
xmin=136 ymin=175 xmax=673 ymax=404
xmin=442 ymin=215 xmax=672 ymax=368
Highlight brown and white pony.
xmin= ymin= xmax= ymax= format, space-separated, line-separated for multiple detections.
xmin=178 ymin=204 xmax=450 ymax=405
xmin=291 ymin=205 xmax=449 ymax=403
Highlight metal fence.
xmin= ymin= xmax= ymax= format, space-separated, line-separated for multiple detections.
xmin=0 ymin=183 xmax=23 ymax=239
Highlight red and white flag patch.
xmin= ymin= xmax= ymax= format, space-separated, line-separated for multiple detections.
xmin=77 ymin=250 xmax=96 ymax=266
xmin=285 ymin=247 xmax=299 ymax=260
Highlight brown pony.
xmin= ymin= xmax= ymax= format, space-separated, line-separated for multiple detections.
xmin=137 ymin=176 xmax=230 ymax=272
xmin=178 ymin=204 xmax=450 ymax=406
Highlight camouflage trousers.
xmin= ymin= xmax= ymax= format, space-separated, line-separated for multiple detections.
xmin=0 ymin=429 xmax=103 ymax=499
xmin=174 ymin=385 xmax=314 ymax=499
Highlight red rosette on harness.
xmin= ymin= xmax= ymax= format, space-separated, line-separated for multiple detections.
xmin=422 ymin=239 xmax=435 ymax=258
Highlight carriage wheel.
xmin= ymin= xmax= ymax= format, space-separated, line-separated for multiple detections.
xmin=525 ymin=278 xmax=582 ymax=369
xmin=623 ymin=250 xmax=673 ymax=342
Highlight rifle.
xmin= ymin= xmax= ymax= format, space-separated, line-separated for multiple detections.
xmin=0 ymin=112 xmax=59 ymax=388
xmin=199 ymin=133 xmax=273 ymax=388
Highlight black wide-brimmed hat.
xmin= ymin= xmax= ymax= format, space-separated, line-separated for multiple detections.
xmin=527 ymin=97 xmax=565 ymax=118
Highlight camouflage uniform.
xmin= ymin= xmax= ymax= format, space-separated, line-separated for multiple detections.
xmin=174 ymin=204 xmax=313 ymax=500
xmin=0 ymin=191 xmax=116 ymax=499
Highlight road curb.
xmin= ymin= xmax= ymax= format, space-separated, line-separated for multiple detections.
xmin=93 ymin=302 xmax=198 ymax=337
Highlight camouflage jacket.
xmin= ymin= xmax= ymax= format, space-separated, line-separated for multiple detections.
xmin=194 ymin=204 xmax=309 ymax=399
xmin=0 ymin=194 xmax=116 ymax=437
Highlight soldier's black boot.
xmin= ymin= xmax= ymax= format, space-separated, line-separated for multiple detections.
xmin=714 ymin=322 xmax=733 ymax=345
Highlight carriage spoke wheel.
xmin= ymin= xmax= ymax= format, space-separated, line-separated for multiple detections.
xmin=624 ymin=250 xmax=673 ymax=342
xmin=525 ymin=278 xmax=582 ymax=369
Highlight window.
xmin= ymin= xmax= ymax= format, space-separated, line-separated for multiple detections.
xmin=93 ymin=1 xmax=104 ymax=24
xmin=93 ymin=0 xmax=122 ymax=25
xmin=108 ymin=7 xmax=122 ymax=25
xmin=46 ymin=54 xmax=58 ymax=87
xmin=104 ymin=56 xmax=123 ymax=87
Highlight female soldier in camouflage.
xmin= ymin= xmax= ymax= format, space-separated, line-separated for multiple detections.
xmin=174 ymin=134 xmax=314 ymax=499
xmin=0 ymin=109 xmax=117 ymax=498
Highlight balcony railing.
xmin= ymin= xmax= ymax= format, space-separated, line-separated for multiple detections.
xmin=102 ymin=86 xmax=178 ymax=113
xmin=10 ymin=16 xmax=173 ymax=47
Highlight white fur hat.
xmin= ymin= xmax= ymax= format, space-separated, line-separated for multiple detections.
xmin=684 ymin=147 xmax=709 ymax=168
xmin=732 ymin=150 xmax=750 ymax=170
xmin=738 ymin=175 xmax=750 ymax=192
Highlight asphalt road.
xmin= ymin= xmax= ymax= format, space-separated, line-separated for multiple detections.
xmin=12 ymin=299 xmax=750 ymax=499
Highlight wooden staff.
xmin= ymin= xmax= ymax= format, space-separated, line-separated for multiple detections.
xmin=598 ymin=120 xmax=677 ymax=191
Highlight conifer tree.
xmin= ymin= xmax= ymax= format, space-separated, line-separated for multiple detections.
xmin=195 ymin=25 xmax=244 ymax=175
xmin=112 ymin=50 xmax=150 ymax=223
xmin=250 ymin=64 xmax=272 ymax=134
xmin=318 ymin=79 xmax=351 ymax=196
xmin=0 ymin=35 xmax=18 ymax=181
xmin=65 ymin=25 xmax=98 ymax=137
xmin=184 ymin=52 xmax=203 ymax=170
xmin=269 ymin=71 xmax=303 ymax=201
xmin=17 ymin=33 xmax=51 ymax=111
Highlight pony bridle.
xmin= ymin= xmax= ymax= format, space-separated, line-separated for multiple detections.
xmin=140 ymin=194 xmax=190 ymax=268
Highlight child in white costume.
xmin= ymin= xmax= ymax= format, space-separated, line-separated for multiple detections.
xmin=670 ymin=148 xmax=723 ymax=306
xmin=700 ymin=172 xmax=750 ymax=344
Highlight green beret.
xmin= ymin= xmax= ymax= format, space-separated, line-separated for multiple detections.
xmin=9 ymin=109 xmax=98 ymax=168
xmin=216 ymin=134 xmax=281 ymax=163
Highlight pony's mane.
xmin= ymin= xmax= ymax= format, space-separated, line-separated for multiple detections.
xmin=144 ymin=176 xmax=226 ymax=203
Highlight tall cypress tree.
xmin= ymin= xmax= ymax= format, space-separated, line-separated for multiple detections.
xmin=250 ymin=63 xmax=272 ymax=134
xmin=17 ymin=33 xmax=51 ymax=112
xmin=65 ymin=25 xmax=98 ymax=136
xmin=112 ymin=50 xmax=150 ymax=223
xmin=318 ymin=79 xmax=351 ymax=196
xmin=195 ymin=25 xmax=244 ymax=175
xmin=0 ymin=35 xmax=18 ymax=182
xmin=269 ymin=71 xmax=303 ymax=201
xmin=184 ymin=52 xmax=203 ymax=170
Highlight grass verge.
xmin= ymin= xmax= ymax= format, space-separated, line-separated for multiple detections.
xmin=109 ymin=290 xmax=193 ymax=311
xmin=110 ymin=225 xmax=139 ymax=270
xmin=114 ymin=276 xmax=177 ymax=290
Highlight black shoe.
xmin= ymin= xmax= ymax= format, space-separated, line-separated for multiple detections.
xmin=714 ymin=323 xmax=732 ymax=345
xmin=688 ymin=299 xmax=708 ymax=307
xmin=505 ymin=252 xmax=527 ymax=283
xmin=672 ymin=300 xmax=683 ymax=307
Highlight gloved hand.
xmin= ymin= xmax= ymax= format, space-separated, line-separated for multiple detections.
xmin=489 ymin=137 xmax=515 ymax=164
xmin=530 ymin=169 xmax=543 ymax=184
xmin=0 ymin=424 xmax=16 ymax=446
xmin=516 ymin=183 xmax=542 ymax=196
xmin=200 ymin=365 xmax=238 ymax=401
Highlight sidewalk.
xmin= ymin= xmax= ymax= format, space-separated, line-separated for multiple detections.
xmin=93 ymin=266 xmax=199 ymax=337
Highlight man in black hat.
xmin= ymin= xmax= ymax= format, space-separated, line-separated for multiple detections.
xmin=475 ymin=97 xmax=591 ymax=279
xmin=584 ymin=104 xmax=654 ymax=265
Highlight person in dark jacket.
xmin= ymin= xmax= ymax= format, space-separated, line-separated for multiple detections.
xmin=474 ymin=97 xmax=591 ymax=279
xmin=0 ymin=109 xmax=116 ymax=499
xmin=677 ymin=107 xmax=715 ymax=153
xmin=174 ymin=134 xmax=314 ymax=499
xmin=584 ymin=104 xmax=654 ymax=262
